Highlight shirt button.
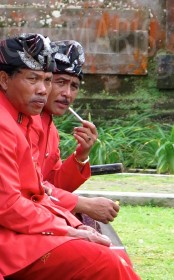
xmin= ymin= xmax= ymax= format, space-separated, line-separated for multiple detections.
xmin=42 ymin=232 xmax=54 ymax=235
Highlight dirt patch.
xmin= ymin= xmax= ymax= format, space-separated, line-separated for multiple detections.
xmin=79 ymin=173 xmax=174 ymax=194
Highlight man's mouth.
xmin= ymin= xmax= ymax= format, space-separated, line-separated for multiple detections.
xmin=55 ymin=100 xmax=69 ymax=105
xmin=32 ymin=98 xmax=47 ymax=107
xmin=55 ymin=100 xmax=70 ymax=109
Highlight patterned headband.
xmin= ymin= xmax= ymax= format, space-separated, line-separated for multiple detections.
xmin=0 ymin=33 xmax=55 ymax=72
xmin=51 ymin=40 xmax=85 ymax=79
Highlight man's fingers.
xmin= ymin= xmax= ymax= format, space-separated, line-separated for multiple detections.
xmin=113 ymin=201 xmax=120 ymax=212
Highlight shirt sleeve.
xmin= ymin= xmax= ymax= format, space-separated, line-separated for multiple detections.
xmin=41 ymin=120 xmax=91 ymax=192
xmin=42 ymin=180 xmax=79 ymax=211
xmin=47 ymin=153 xmax=91 ymax=192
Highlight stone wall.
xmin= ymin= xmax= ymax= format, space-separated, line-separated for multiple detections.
xmin=0 ymin=0 xmax=167 ymax=75
xmin=0 ymin=0 xmax=174 ymax=124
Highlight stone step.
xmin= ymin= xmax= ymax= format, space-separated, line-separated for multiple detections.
xmin=75 ymin=190 xmax=174 ymax=207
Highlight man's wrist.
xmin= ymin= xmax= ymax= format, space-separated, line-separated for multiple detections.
xmin=73 ymin=151 xmax=89 ymax=166
xmin=74 ymin=196 xmax=90 ymax=213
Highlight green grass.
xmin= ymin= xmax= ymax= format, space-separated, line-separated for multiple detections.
xmin=112 ymin=205 xmax=174 ymax=280
xmin=79 ymin=174 xmax=174 ymax=278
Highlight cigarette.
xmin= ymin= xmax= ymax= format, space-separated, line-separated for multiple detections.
xmin=68 ymin=106 xmax=101 ymax=144
xmin=50 ymin=195 xmax=59 ymax=202
xmin=110 ymin=246 xmax=125 ymax=250
xmin=115 ymin=200 xmax=120 ymax=205
xmin=68 ymin=107 xmax=84 ymax=122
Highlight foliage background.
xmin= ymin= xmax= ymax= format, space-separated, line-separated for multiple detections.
xmin=53 ymin=58 xmax=174 ymax=174
xmin=54 ymin=112 xmax=174 ymax=174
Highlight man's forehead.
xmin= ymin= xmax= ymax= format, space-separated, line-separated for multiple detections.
xmin=18 ymin=69 xmax=52 ymax=77
xmin=53 ymin=73 xmax=80 ymax=83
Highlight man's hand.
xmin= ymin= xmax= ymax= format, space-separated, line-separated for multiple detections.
xmin=67 ymin=224 xmax=111 ymax=247
xmin=73 ymin=120 xmax=98 ymax=161
xmin=74 ymin=196 xmax=120 ymax=224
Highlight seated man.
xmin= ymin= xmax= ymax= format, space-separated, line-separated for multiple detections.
xmin=34 ymin=40 xmax=120 ymax=224
xmin=30 ymin=39 xmax=135 ymax=267
xmin=0 ymin=34 xmax=140 ymax=280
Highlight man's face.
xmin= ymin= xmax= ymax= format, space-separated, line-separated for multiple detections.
xmin=3 ymin=69 xmax=53 ymax=115
xmin=44 ymin=73 xmax=80 ymax=116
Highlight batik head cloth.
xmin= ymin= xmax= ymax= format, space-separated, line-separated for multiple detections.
xmin=51 ymin=40 xmax=85 ymax=80
xmin=0 ymin=33 xmax=54 ymax=72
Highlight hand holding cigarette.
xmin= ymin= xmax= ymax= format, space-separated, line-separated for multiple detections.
xmin=68 ymin=107 xmax=100 ymax=144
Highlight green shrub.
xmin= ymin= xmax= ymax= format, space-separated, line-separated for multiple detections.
xmin=155 ymin=126 xmax=174 ymax=174
xmin=54 ymin=112 xmax=173 ymax=173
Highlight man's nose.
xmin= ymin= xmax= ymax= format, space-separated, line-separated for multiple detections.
xmin=36 ymin=82 xmax=47 ymax=95
xmin=64 ymin=85 xmax=72 ymax=97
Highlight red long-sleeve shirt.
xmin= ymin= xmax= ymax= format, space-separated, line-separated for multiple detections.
xmin=0 ymin=92 xmax=81 ymax=276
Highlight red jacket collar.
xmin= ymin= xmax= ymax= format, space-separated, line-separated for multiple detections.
xmin=0 ymin=91 xmax=32 ymax=127
xmin=41 ymin=110 xmax=53 ymax=127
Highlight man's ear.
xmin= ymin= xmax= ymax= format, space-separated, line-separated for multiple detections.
xmin=0 ymin=71 xmax=9 ymax=91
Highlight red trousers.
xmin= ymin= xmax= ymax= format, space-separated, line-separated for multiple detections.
xmin=5 ymin=240 xmax=141 ymax=280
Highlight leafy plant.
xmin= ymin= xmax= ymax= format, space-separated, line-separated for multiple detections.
xmin=54 ymin=112 xmax=173 ymax=173
xmin=155 ymin=126 xmax=174 ymax=174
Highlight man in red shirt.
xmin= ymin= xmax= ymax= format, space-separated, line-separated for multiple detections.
xmin=36 ymin=40 xmax=120 ymax=224
xmin=32 ymin=40 xmax=138 ymax=270
xmin=0 ymin=34 xmax=140 ymax=280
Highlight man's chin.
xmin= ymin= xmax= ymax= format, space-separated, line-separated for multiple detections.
xmin=31 ymin=108 xmax=44 ymax=115
xmin=24 ymin=108 xmax=43 ymax=116
xmin=54 ymin=108 xmax=66 ymax=116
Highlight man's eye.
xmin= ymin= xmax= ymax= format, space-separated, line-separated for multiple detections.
xmin=55 ymin=81 xmax=64 ymax=85
xmin=28 ymin=77 xmax=36 ymax=81
xmin=72 ymin=84 xmax=79 ymax=90
xmin=45 ymin=78 xmax=52 ymax=82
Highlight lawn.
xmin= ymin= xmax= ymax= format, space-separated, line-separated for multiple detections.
xmin=80 ymin=174 xmax=174 ymax=279
xmin=112 ymin=205 xmax=174 ymax=280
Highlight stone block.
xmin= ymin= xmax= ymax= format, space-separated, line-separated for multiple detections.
xmin=0 ymin=6 xmax=149 ymax=75
xmin=157 ymin=54 xmax=174 ymax=89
